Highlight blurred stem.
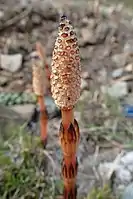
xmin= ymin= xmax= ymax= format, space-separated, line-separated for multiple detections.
xmin=38 ymin=96 xmax=48 ymax=147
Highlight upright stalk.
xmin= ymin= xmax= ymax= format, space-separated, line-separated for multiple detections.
xmin=37 ymin=96 xmax=48 ymax=146
xmin=60 ymin=108 xmax=80 ymax=198
xmin=36 ymin=42 xmax=51 ymax=81
xmin=32 ymin=43 xmax=50 ymax=147
xmin=51 ymin=15 xmax=81 ymax=198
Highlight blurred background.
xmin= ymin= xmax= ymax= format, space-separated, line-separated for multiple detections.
xmin=1 ymin=0 xmax=133 ymax=199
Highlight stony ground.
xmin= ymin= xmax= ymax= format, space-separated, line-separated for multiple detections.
xmin=1 ymin=0 xmax=133 ymax=198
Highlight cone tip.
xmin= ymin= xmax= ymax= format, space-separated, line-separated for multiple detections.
xmin=60 ymin=15 xmax=67 ymax=21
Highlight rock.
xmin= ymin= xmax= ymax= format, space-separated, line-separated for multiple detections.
xmin=98 ymin=154 xmax=133 ymax=198
xmin=0 ymin=104 xmax=22 ymax=119
xmin=31 ymin=14 xmax=41 ymax=25
xmin=124 ymin=93 xmax=133 ymax=105
xmin=87 ymin=18 xmax=97 ymax=29
xmin=13 ymin=71 xmax=24 ymax=79
xmin=81 ymin=17 xmax=89 ymax=26
xmin=80 ymin=47 xmax=90 ymax=60
xmin=98 ymin=162 xmax=126 ymax=185
xmin=95 ymin=22 xmax=110 ymax=42
xmin=0 ymin=70 xmax=12 ymax=77
xmin=0 ymin=76 xmax=9 ymax=86
xmin=124 ymin=40 xmax=133 ymax=55
xmin=0 ymin=105 xmax=25 ymax=138
xmin=125 ymin=64 xmax=133 ymax=72
xmin=32 ymin=0 xmax=58 ymax=21
xmin=97 ymin=68 xmax=107 ymax=83
xmin=25 ymin=84 xmax=33 ymax=93
xmin=81 ymin=71 xmax=90 ymax=79
xmin=112 ymin=53 xmax=127 ymax=67
xmin=10 ymin=104 xmax=35 ymax=119
xmin=0 ymin=54 xmax=23 ymax=73
xmin=0 ymin=10 xmax=4 ymax=19
xmin=101 ymin=82 xmax=128 ymax=98
xmin=122 ymin=183 xmax=133 ymax=199
xmin=120 ymin=152 xmax=133 ymax=166
xmin=80 ymin=28 xmax=97 ymax=45
xmin=81 ymin=17 xmax=96 ymax=29
xmin=116 ymin=168 xmax=132 ymax=184
xmin=127 ymin=164 xmax=133 ymax=173
xmin=81 ymin=79 xmax=88 ymax=90
xmin=17 ymin=17 xmax=30 ymax=33
xmin=80 ymin=46 xmax=94 ymax=61
xmin=7 ymin=79 xmax=25 ymax=92
xmin=29 ymin=51 xmax=37 ymax=59
xmin=112 ymin=68 xmax=124 ymax=79
xmin=80 ymin=22 xmax=109 ymax=46
xmin=79 ymin=90 xmax=90 ymax=101
xmin=113 ymin=184 xmax=126 ymax=197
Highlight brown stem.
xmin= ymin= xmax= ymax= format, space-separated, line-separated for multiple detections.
xmin=59 ymin=108 xmax=80 ymax=199
xmin=61 ymin=109 xmax=74 ymax=129
xmin=38 ymin=96 xmax=48 ymax=147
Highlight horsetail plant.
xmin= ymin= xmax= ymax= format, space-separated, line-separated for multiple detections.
xmin=32 ymin=42 xmax=50 ymax=147
xmin=51 ymin=15 xmax=81 ymax=198
xmin=36 ymin=42 xmax=51 ymax=81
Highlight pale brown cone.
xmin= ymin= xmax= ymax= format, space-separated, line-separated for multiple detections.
xmin=51 ymin=15 xmax=81 ymax=109
xmin=32 ymin=52 xmax=46 ymax=96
